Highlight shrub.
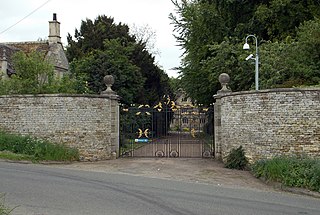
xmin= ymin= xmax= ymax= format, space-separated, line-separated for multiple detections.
xmin=251 ymin=156 xmax=320 ymax=192
xmin=225 ymin=146 xmax=248 ymax=170
xmin=0 ymin=131 xmax=79 ymax=162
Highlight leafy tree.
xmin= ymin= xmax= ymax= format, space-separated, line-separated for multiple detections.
xmin=67 ymin=15 xmax=172 ymax=105
xmin=0 ymin=51 xmax=54 ymax=94
xmin=0 ymin=51 xmax=79 ymax=95
xmin=71 ymin=39 xmax=144 ymax=104
xmin=170 ymin=0 xmax=320 ymax=104
xmin=66 ymin=15 xmax=135 ymax=61
xmin=254 ymin=0 xmax=320 ymax=41
xmin=259 ymin=18 xmax=320 ymax=88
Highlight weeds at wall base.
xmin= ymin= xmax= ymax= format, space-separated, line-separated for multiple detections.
xmin=251 ymin=156 xmax=320 ymax=193
xmin=0 ymin=131 xmax=79 ymax=162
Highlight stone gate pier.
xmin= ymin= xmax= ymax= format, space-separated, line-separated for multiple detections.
xmin=214 ymin=73 xmax=320 ymax=163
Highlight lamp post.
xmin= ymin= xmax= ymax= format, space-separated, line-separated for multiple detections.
xmin=243 ymin=35 xmax=259 ymax=91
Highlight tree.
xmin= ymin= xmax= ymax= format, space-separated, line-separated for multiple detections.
xmin=0 ymin=51 xmax=78 ymax=95
xmin=170 ymin=0 xmax=320 ymax=104
xmin=129 ymin=24 xmax=160 ymax=57
xmin=66 ymin=15 xmax=135 ymax=61
xmin=67 ymin=15 xmax=173 ymax=105
xmin=0 ymin=51 xmax=54 ymax=94
xmin=71 ymin=39 xmax=145 ymax=104
xmin=259 ymin=18 xmax=320 ymax=88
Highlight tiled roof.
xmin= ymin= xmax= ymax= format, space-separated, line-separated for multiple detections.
xmin=4 ymin=41 xmax=50 ymax=55
xmin=1 ymin=41 xmax=68 ymax=74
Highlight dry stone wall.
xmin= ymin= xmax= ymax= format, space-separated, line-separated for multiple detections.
xmin=0 ymin=94 xmax=119 ymax=161
xmin=214 ymin=88 xmax=320 ymax=163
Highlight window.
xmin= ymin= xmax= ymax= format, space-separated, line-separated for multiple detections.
xmin=182 ymin=117 xmax=188 ymax=124
xmin=200 ymin=118 xmax=206 ymax=124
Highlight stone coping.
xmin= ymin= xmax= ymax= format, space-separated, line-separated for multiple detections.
xmin=0 ymin=93 xmax=120 ymax=100
xmin=214 ymin=88 xmax=320 ymax=99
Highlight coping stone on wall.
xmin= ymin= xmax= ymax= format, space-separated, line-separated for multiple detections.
xmin=215 ymin=87 xmax=320 ymax=99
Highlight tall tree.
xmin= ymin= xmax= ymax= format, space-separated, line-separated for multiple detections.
xmin=170 ymin=0 xmax=320 ymax=105
xmin=67 ymin=15 xmax=172 ymax=105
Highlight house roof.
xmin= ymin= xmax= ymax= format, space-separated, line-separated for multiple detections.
xmin=1 ymin=41 xmax=69 ymax=73
xmin=4 ymin=41 xmax=50 ymax=54
xmin=0 ymin=44 xmax=20 ymax=74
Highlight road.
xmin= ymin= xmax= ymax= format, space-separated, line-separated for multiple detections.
xmin=1 ymin=161 xmax=320 ymax=215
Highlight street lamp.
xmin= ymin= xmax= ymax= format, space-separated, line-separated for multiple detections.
xmin=243 ymin=35 xmax=259 ymax=91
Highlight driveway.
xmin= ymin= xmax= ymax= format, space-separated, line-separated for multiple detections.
xmin=52 ymin=158 xmax=270 ymax=191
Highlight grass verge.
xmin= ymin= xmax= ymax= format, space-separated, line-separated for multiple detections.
xmin=0 ymin=131 xmax=79 ymax=162
xmin=251 ymin=156 xmax=320 ymax=192
xmin=0 ymin=151 xmax=34 ymax=162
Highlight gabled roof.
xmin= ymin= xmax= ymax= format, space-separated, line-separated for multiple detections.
xmin=0 ymin=44 xmax=20 ymax=74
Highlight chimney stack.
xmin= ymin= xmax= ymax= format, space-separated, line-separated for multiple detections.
xmin=49 ymin=13 xmax=61 ymax=44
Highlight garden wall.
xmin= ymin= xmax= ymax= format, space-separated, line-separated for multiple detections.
xmin=214 ymin=84 xmax=320 ymax=163
xmin=0 ymin=94 xmax=119 ymax=161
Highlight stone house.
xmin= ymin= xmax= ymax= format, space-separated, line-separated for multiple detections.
xmin=170 ymin=89 xmax=207 ymax=132
xmin=0 ymin=13 xmax=69 ymax=79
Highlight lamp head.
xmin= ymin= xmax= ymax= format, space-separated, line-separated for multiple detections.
xmin=245 ymin=54 xmax=254 ymax=61
xmin=243 ymin=43 xmax=250 ymax=50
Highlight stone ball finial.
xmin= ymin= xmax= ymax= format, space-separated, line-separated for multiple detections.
xmin=104 ymin=75 xmax=114 ymax=87
xmin=101 ymin=75 xmax=115 ymax=95
xmin=219 ymin=73 xmax=230 ymax=85
xmin=218 ymin=73 xmax=231 ymax=93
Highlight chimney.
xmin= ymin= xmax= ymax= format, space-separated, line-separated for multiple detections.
xmin=49 ymin=13 xmax=61 ymax=44
xmin=1 ymin=49 xmax=9 ymax=80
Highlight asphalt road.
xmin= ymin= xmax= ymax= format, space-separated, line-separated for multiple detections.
xmin=1 ymin=161 xmax=320 ymax=215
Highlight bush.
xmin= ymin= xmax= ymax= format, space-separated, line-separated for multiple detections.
xmin=225 ymin=146 xmax=248 ymax=170
xmin=251 ymin=156 xmax=320 ymax=192
xmin=0 ymin=131 xmax=79 ymax=162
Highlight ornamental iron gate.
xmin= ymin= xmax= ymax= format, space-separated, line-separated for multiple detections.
xmin=120 ymin=97 xmax=214 ymax=158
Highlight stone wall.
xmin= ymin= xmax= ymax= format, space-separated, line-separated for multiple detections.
xmin=214 ymin=87 xmax=320 ymax=163
xmin=0 ymin=94 xmax=119 ymax=161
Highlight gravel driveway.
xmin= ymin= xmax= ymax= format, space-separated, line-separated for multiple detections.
xmin=53 ymin=158 xmax=271 ymax=191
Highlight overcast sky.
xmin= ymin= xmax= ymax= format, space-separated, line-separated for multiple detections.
xmin=0 ymin=0 xmax=182 ymax=77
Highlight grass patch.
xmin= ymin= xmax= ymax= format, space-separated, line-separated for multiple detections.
xmin=251 ymin=156 xmax=320 ymax=192
xmin=0 ymin=131 xmax=79 ymax=162
xmin=0 ymin=194 xmax=14 ymax=215
xmin=0 ymin=151 xmax=34 ymax=162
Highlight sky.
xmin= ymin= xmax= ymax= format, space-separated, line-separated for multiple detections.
xmin=0 ymin=0 xmax=182 ymax=77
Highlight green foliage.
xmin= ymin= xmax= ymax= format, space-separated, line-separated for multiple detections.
xmin=0 ymin=194 xmax=13 ymax=215
xmin=71 ymin=39 xmax=144 ymax=104
xmin=0 ymin=151 xmax=34 ymax=161
xmin=0 ymin=51 xmax=80 ymax=95
xmin=67 ymin=15 xmax=172 ymax=105
xmin=0 ymin=131 xmax=79 ymax=162
xmin=251 ymin=156 xmax=320 ymax=192
xmin=169 ymin=77 xmax=182 ymax=92
xmin=170 ymin=0 xmax=320 ymax=104
xmin=225 ymin=146 xmax=249 ymax=170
